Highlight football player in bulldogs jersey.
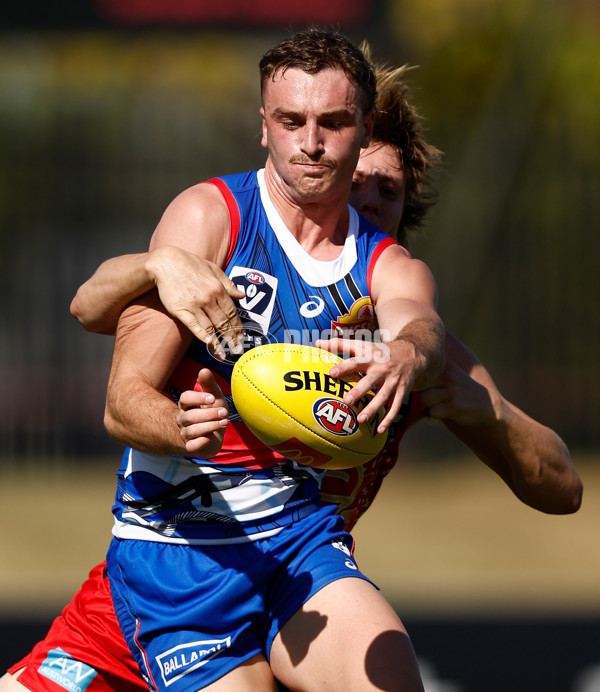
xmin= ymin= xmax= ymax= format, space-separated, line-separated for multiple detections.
xmin=12 ymin=30 xmax=447 ymax=692
xmin=3 ymin=38 xmax=581 ymax=692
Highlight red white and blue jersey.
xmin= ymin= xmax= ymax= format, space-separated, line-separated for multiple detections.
xmin=112 ymin=169 xmax=396 ymax=544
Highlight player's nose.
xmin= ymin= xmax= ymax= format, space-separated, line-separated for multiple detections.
xmin=301 ymin=122 xmax=325 ymax=157
xmin=355 ymin=182 xmax=380 ymax=215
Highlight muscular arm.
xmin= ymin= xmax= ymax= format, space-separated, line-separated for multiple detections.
xmin=319 ymin=246 xmax=445 ymax=432
xmin=104 ymin=184 xmax=233 ymax=455
xmin=422 ymin=332 xmax=583 ymax=514
xmin=71 ymin=252 xmax=159 ymax=335
xmin=70 ymin=204 xmax=245 ymax=352
xmin=104 ymin=291 xmax=194 ymax=455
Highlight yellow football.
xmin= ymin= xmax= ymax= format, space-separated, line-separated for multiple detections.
xmin=230 ymin=343 xmax=388 ymax=470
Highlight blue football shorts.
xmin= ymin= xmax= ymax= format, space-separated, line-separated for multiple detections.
xmin=106 ymin=502 xmax=376 ymax=692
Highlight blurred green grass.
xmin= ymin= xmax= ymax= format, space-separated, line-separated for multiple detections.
xmin=1 ymin=453 xmax=597 ymax=617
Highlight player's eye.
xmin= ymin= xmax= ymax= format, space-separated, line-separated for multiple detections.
xmin=381 ymin=187 xmax=400 ymax=199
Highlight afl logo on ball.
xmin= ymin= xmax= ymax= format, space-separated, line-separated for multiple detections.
xmin=313 ymin=398 xmax=358 ymax=436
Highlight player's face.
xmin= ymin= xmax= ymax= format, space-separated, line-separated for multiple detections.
xmin=350 ymin=142 xmax=406 ymax=238
xmin=261 ymin=67 xmax=374 ymax=204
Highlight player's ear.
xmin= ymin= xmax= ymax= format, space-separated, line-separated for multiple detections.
xmin=260 ymin=107 xmax=268 ymax=149
xmin=361 ymin=108 xmax=375 ymax=148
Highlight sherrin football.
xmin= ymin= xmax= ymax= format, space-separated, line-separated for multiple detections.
xmin=230 ymin=343 xmax=388 ymax=470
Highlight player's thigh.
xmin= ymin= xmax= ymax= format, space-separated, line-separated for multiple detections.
xmin=0 ymin=671 xmax=28 ymax=691
xmin=270 ymin=577 xmax=423 ymax=692
xmin=200 ymin=654 xmax=277 ymax=692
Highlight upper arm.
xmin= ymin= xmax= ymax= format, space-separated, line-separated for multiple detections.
xmin=115 ymin=183 xmax=231 ymax=386
xmin=108 ymin=289 xmax=193 ymax=397
xmin=104 ymin=289 xmax=195 ymax=453
xmin=148 ymin=183 xmax=231 ymax=267
xmin=370 ymin=244 xmax=440 ymax=338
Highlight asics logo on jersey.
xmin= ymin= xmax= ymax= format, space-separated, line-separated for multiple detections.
xmin=300 ymin=295 xmax=325 ymax=318
xmin=331 ymin=537 xmax=358 ymax=570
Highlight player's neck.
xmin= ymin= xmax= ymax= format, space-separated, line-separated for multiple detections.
xmin=263 ymin=163 xmax=350 ymax=260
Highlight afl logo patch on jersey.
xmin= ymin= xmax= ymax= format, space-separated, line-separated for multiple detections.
xmin=313 ymin=397 xmax=359 ymax=436
xmin=245 ymin=271 xmax=265 ymax=285
xmin=229 ymin=266 xmax=278 ymax=336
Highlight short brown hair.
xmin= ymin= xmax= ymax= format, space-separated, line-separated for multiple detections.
xmin=260 ymin=28 xmax=377 ymax=114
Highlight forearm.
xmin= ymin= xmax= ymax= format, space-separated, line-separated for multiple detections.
xmin=104 ymin=293 xmax=193 ymax=456
xmin=372 ymin=251 xmax=445 ymax=393
xmin=444 ymin=401 xmax=582 ymax=514
xmin=71 ymin=253 xmax=154 ymax=334
xmin=105 ymin=377 xmax=188 ymax=456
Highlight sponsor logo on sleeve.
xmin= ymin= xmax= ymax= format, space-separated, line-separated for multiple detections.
xmin=38 ymin=648 xmax=97 ymax=692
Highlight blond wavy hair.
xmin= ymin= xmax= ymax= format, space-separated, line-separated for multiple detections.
xmin=361 ymin=43 xmax=442 ymax=247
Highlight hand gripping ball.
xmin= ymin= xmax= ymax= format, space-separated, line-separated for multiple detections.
xmin=230 ymin=343 xmax=387 ymax=470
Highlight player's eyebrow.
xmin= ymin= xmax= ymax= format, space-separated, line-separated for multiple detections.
xmin=271 ymin=107 xmax=355 ymax=120
xmin=319 ymin=109 xmax=356 ymax=121
xmin=271 ymin=107 xmax=300 ymax=118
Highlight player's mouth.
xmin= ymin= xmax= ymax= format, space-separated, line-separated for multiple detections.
xmin=361 ymin=211 xmax=378 ymax=225
xmin=290 ymin=156 xmax=335 ymax=171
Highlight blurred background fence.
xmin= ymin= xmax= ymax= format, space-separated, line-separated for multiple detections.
xmin=1 ymin=2 xmax=599 ymax=690
xmin=1 ymin=0 xmax=598 ymax=466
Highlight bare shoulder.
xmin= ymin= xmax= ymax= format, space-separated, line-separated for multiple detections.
xmin=371 ymin=242 xmax=438 ymax=304
xmin=374 ymin=242 xmax=434 ymax=279
xmin=149 ymin=182 xmax=231 ymax=264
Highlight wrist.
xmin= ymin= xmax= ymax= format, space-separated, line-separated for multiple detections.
xmin=391 ymin=337 xmax=426 ymax=377
xmin=393 ymin=317 xmax=446 ymax=390
xmin=144 ymin=247 xmax=169 ymax=287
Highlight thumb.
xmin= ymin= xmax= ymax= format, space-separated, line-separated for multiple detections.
xmin=196 ymin=368 xmax=217 ymax=393
xmin=195 ymin=369 xmax=227 ymax=407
